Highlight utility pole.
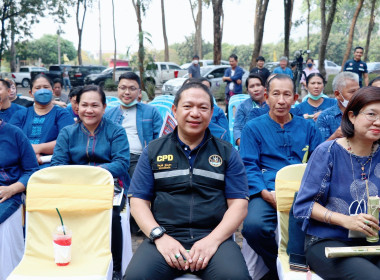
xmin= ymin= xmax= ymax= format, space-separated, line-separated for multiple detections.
xmin=57 ymin=28 xmax=61 ymax=65
xmin=99 ymin=0 xmax=103 ymax=65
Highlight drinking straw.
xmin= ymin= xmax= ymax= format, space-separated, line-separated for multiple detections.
xmin=56 ymin=208 xmax=66 ymax=235
xmin=366 ymin=180 xmax=370 ymax=205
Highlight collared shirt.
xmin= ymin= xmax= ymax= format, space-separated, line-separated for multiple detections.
xmin=249 ymin=67 xmax=270 ymax=82
xmin=316 ymin=103 xmax=342 ymax=141
xmin=188 ymin=63 xmax=201 ymax=78
xmin=273 ymin=66 xmax=294 ymax=79
xmin=128 ymin=130 xmax=249 ymax=201
xmin=344 ymin=59 xmax=368 ymax=87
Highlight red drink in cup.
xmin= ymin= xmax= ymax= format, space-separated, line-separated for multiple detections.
xmin=53 ymin=226 xmax=72 ymax=266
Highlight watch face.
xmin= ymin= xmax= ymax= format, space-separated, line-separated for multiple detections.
xmin=152 ymin=228 xmax=161 ymax=235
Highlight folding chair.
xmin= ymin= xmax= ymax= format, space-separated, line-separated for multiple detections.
xmin=150 ymin=103 xmax=172 ymax=120
xmin=275 ymin=164 xmax=324 ymax=280
xmin=8 ymin=165 xmax=114 ymax=280
xmin=0 ymin=206 xmax=24 ymax=280
xmin=227 ymin=94 xmax=249 ymax=148
xmin=153 ymin=95 xmax=175 ymax=103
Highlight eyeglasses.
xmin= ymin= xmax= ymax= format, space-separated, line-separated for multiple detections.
xmin=118 ymin=86 xmax=139 ymax=93
xmin=360 ymin=112 xmax=380 ymax=122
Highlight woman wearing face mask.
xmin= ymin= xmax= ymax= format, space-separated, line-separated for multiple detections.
xmin=9 ymin=74 xmax=74 ymax=167
xmin=300 ymin=58 xmax=320 ymax=99
xmin=293 ymin=73 xmax=337 ymax=122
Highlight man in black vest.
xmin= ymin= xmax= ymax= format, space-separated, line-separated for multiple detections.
xmin=125 ymin=82 xmax=250 ymax=279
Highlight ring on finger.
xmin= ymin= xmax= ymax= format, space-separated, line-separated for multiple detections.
xmin=175 ymin=253 xmax=181 ymax=259
xmin=198 ymin=257 xmax=203 ymax=261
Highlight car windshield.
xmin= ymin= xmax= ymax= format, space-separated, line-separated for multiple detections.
xmin=200 ymin=67 xmax=213 ymax=76
xmin=102 ymin=68 xmax=113 ymax=74
xmin=368 ymin=63 xmax=380 ymax=72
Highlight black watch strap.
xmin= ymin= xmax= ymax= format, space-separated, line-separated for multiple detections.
xmin=149 ymin=226 xmax=166 ymax=242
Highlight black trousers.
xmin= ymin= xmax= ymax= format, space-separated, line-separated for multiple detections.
xmin=124 ymin=238 xmax=251 ymax=280
xmin=112 ymin=195 xmax=126 ymax=272
xmin=306 ymin=237 xmax=380 ymax=280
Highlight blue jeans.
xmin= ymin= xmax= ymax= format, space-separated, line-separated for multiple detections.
xmin=63 ymin=77 xmax=71 ymax=91
xmin=242 ymin=195 xmax=278 ymax=276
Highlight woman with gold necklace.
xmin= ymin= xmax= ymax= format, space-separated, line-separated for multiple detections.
xmin=294 ymin=86 xmax=380 ymax=280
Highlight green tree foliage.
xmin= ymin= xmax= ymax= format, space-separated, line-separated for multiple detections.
xmin=11 ymin=35 xmax=76 ymax=65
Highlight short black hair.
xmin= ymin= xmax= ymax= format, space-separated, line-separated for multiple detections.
xmin=193 ymin=55 xmax=199 ymax=59
xmin=0 ymin=78 xmax=10 ymax=88
xmin=174 ymin=82 xmax=214 ymax=110
xmin=69 ymin=86 xmax=83 ymax=99
xmin=229 ymin=54 xmax=238 ymax=61
xmin=306 ymin=57 xmax=314 ymax=63
xmin=306 ymin=73 xmax=326 ymax=86
xmin=77 ymin=85 xmax=106 ymax=105
xmin=118 ymin=71 xmax=141 ymax=88
xmin=183 ymin=77 xmax=212 ymax=88
xmin=369 ymin=76 xmax=380 ymax=86
xmin=342 ymin=86 xmax=380 ymax=138
xmin=31 ymin=74 xmax=53 ymax=90
xmin=256 ymin=56 xmax=265 ymax=62
xmin=53 ymin=78 xmax=63 ymax=87
xmin=265 ymin=73 xmax=294 ymax=94
xmin=246 ymin=73 xmax=264 ymax=88
xmin=354 ymin=46 xmax=364 ymax=52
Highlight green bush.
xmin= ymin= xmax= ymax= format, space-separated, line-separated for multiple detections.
xmin=215 ymin=84 xmax=226 ymax=101
xmin=104 ymin=78 xmax=118 ymax=91
xmin=145 ymin=82 xmax=156 ymax=100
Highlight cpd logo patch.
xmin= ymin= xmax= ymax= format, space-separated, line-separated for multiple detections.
xmin=209 ymin=155 xmax=223 ymax=167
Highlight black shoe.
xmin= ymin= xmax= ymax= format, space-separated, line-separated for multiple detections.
xmin=112 ymin=270 xmax=122 ymax=280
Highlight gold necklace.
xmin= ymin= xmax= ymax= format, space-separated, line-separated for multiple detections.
xmin=346 ymin=139 xmax=375 ymax=181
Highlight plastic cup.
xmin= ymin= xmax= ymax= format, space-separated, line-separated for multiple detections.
xmin=367 ymin=196 xmax=379 ymax=243
xmin=53 ymin=225 xmax=72 ymax=266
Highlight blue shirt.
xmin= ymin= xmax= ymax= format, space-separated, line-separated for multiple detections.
xmin=105 ymin=103 xmax=163 ymax=148
xmin=224 ymin=66 xmax=244 ymax=95
xmin=316 ymin=103 xmax=342 ymax=141
xmin=273 ymin=66 xmax=294 ymax=79
xmin=344 ymin=59 xmax=367 ymax=87
xmin=128 ymin=130 xmax=249 ymax=201
xmin=0 ymin=103 xmax=26 ymax=122
xmin=0 ymin=121 xmax=39 ymax=221
xmin=188 ymin=63 xmax=201 ymax=78
xmin=293 ymin=98 xmax=337 ymax=121
xmin=51 ymin=117 xmax=130 ymax=191
xmin=233 ymin=98 xmax=266 ymax=144
xmin=294 ymin=140 xmax=380 ymax=241
xmin=9 ymin=105 xmax=74 ymax=145
xmin=240 ymin=113 xmax=322 ymax=196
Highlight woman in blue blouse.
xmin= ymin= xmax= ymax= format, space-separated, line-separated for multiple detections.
xmin=9 ymin=74 xmax=74 ymax=167
xmin=51 ymin=85 xmax=130 ymax=280
xmin=294 ymin=87 xmax=380 ymax=279
xmin=293 ymin=73 xmax=336 ymax=122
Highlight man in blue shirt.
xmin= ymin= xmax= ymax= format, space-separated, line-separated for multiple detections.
xmin=240 ymin=74 xmax=322 ymax=279
xmin=223 ymin=54 xmax=244 ymax=115
xmin=188 ymin=55 xmax=201 ymax=78
xmin=0 ymin=79 xmax=25 ymax=122
xmin=125 ymin=82 xmax=250 ymax=280
xmin=343 ymin=46 xmax=368 ymax=87
xmin=233 ymin=74 xmax=266 ymax=146
xmin=273 ymin=56 xmax=294 ymax=79
xmin=316 ymin=72 xmax=360 ymax=141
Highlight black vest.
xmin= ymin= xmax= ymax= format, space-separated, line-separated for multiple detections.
xmin=148 ymin=129 xmax=232 ymax=242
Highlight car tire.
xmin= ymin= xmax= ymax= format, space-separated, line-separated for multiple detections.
xmin=22 ymin=78 xmax=30 ymax=88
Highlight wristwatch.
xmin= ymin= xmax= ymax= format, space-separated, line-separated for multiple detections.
xmin=149 ymin=226 xmax=166 ymax=242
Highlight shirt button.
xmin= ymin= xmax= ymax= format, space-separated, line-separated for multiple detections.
xmin=185 ymin=147 xmax=188 ymax=150
xmin=188 ymin=156 xmax=191 ymax=159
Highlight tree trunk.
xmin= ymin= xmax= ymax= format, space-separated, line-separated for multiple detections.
xmin=0 ymin=3 xmax=10 ymax=70
xmin=318 ymin=0 xmax=338 ymax=79
xmin=132 ymin=0 xmax=146 ymax=91
xmin=76 ymin=0 xmax=88 ymax=66
xmin=112 ymin=0 xmax=117 ymax=81
xmin=341 ymin=0 xmax=364 ymax=69
xmin=250 ymin=0 xmax=270 ymax=69
xmin=283 ymin=0 xmax=293 ymax=58
xmin=364 ymin=0 xmax=376 ymax=62
xmin=212 ymin=0 xmax=223 ymax=65
xmin=10 ymin=17 xmax=16 ymax=72
xmin=190 ymin=0 xmax=203 ymax=58
xmin=161 ymin=0 xmax=169 ymax=61
xmin=306 ymin=0 xmax=310 ymax=53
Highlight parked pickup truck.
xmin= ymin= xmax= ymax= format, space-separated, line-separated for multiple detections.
xmin=12 ymin=66 xmax=48 ymax=88
xmin=137 ymin=62 xmax=188 ymax=87
xmin=30 ymin=64 xmax=72 ymax=84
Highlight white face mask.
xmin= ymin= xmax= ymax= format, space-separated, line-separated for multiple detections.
xmin=193 ymin=60 xmax=199 ymax=65
xmin=339 ymin=93 xmax=349 ymax=108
